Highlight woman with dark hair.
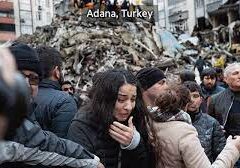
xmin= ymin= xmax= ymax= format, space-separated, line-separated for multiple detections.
xmin=147 ymin=85 xmax=240 ymax=168
xmin=68 ymin=69 xmax=153 ymax=168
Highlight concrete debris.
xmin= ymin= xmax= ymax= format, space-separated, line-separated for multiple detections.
xmin=179 ymin=34 xmax=199 ymax=46
xmin=158 ymin=30 xmax=185 ymax=57
xmin=16 ymin=5 xmax=240 ymax=104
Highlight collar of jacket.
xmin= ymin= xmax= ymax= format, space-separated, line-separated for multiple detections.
xmin=201 ymin=83 xmax=216 ymax=94
xmin=189 ymin=111 xmax=202 ymax=123
xmin=225 ymin=88 xmax=235 ymax=99
xmin=230 ymin=89 xmax=240 ymax=101
xmin=39 ymin=79 xmax=61 ymax=90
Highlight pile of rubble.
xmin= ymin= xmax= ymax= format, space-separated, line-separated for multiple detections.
xmin=16 ymin=6 xmax=238 ymax=101
xmin=17 ymin=8 xmax=180 ymax=92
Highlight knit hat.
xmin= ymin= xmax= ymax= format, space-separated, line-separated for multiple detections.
xmin=136 ymin=67 xmax=166 ymax=90
xmin=9 ymin=43 xmax=42 ymax=77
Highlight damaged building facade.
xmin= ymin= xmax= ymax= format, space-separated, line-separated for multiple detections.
xmin=0 ymin=0 xmax=16 ymax=43
xmin=157 ymin=0 xmax=240 ymax=34
xmin=208 ymin=0 xmax=239 ymax=28
xmin=157 ymin=0 xmax=196 ymax=33
xmin=13 ymin=0 xmax=54 ymax=36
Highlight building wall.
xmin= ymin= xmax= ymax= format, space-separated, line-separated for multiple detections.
xmin=186 ymin=0 xmax=196 ymax=33
xmin=14 ymin=0 xmax=54 ymax=37
xmin=0 ymin=0 xmax=16 ymax=43
xmin=157 ymin=0 xmax=167 ymax=28
xmin=156 ymin=0 xmax=232 ymax=33
xmin=157 ymin=0 xmax=196 ymax=33
xmin=33 ymin=0 xmax=54 ymax=28
xmin=195 ymin=0 xmax=205 ymax=18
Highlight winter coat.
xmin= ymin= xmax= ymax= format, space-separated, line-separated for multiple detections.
xmin=195 ymin=58 xmax=205 ymax=70
xmin=34 ymin=79 xmax=77 ymax=138
xmin=0 ymin=118 xmax=98 ymax=168
xmin=190 ymin=112 xmax=226 ymax=162
xmin=67 ymin=111 xmax=152 ymax=168
xmin=0 ymin=140 xmax=99 ymax=167
xmin=200 ymin=84 xmax=225 ymax=100
xmin=208 ymin=88 xmax=234 ymax=126
xmin=152 ymin=120 xmax=239 ymax=168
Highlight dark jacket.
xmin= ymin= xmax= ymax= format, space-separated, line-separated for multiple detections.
xmin=190 ymin=111 xmax=226 ymax=162
xmin=195 ymin=58 xmax=206 ymax=70
xmin=0 ymin=117 xmax=97 ymax=168
xmin=201 ymin=84 xmax=225 ymax=100
xmin=34 ymin=79 xmax=77 ymax=138
xmin=208 ymin=88 xmax=234 ymax=126
xmin=67 ymin=111 xmax=152 ymax=168
xmin=216 ymin=81 xmax=228 ymax=89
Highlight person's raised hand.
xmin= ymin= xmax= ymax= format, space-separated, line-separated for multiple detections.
xmin=109 ymin=116 xmax=134 ymax=146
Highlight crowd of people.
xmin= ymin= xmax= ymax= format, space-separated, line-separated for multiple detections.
xmin=1 ymin=42 xmax=240 ymax=168
xmin=70 ymin=0 xmax=142 ymax=14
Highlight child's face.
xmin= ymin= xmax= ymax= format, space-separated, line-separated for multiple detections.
xmin=187 ymin=91 xmax=202 ymax=113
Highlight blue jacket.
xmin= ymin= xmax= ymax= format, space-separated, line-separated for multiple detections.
xmin=200 ymin=84 xmax=225 ymax=99
xmin=34 ymin=79 xmax=77 ymax=138
xmin=190 ymin=111 xmax=226 ymax=162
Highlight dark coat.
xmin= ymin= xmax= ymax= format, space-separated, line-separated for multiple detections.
xmin=68 ymin=111 xmax=153 ymax=168
xmin=190 ymin=112 xmax=226 ymax=162
xmin=34 ymin=79 xmax=77 ymax=138
xmin=195 ymin=58 xmax=205 ymax=69
xmin=208 ymin=88 xmax=234 ymax=126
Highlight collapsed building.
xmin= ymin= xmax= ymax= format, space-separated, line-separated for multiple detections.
xmin=15 ymin=0 xmax=240 ymax=103
xmin=200 ymin=0 xmax=240 ymax=53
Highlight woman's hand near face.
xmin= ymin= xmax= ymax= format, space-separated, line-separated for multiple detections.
xmin=109 ymin=116 xmax=134 ymax=146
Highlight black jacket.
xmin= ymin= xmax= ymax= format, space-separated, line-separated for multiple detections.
xmin=190 ymin=111 xmax=226 ymax=162
xmin=195 ymin=58 xmax=205 ymax=70
xmin=208 ymin=88 xmax=234 ymax=126
xmin=34 ymin=79 xmax=77 ymax=138
xmin=68 ymin=111 xmax=153 ymax=168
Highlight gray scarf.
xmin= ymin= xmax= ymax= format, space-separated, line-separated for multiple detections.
xmin=148 ymin=106 xmax=192 ymax=124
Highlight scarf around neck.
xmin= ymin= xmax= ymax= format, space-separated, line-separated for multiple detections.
xmin=148 ymin=106 xmax=192 ymax=124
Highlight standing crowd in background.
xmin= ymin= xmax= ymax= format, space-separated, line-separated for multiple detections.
xmin=0 ymin=42 xmax=240 ymax=168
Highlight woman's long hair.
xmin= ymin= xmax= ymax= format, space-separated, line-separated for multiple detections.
xmin=84 ymin=69 xmax=148 ymax=132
